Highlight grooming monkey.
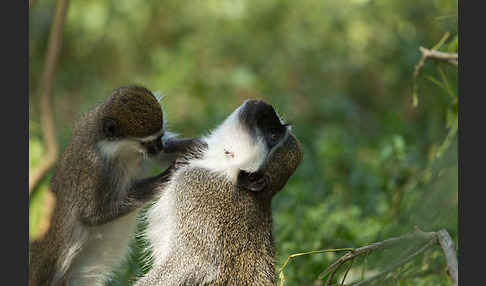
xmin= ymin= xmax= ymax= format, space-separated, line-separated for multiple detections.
xmin=135 ymin=99 xmax=303 ymax=286
xmin=29 ymin=85 xmax=195 ymax=286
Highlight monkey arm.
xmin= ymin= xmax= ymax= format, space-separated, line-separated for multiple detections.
xmin=162 ymin=137 xmax=200 ymax=154
xmin=79 ymin=164 xmax=176 ymax=227
xmin=152 ymin=137 xmax=202 ymax=168
xmin=127 ymin=163 xmax=176 ymax=202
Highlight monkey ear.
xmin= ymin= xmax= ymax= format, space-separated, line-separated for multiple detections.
xmin=237 ymin=170 xmax=268 ymax=192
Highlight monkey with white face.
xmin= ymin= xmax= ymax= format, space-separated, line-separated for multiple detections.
xmin=136 ymin=99 xmax=303 ymax=286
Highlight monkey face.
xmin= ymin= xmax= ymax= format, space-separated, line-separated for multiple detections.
xmin=236 ymin=100 xmax=302 ymax=195
xmin=238 ymin=100 xmax=290 ymax=150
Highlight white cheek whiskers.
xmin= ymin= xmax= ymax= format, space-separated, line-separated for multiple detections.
xmin=98 ymin=139 xmax=149 ymax=163
xmin=138 ymin=149 xmax=149 ymax=161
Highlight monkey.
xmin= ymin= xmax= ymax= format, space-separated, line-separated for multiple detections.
xmin=29 ymin=85 xmax=196 ymax=286
xmin=134 ymin=99 xmax=303 ymax=286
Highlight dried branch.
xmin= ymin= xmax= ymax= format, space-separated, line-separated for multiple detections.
xmin=310 ymin=228 xmax=457 ymax=286
xmin=278 ymin=229 xmax=457 ymax=286
xmin=414 ymin=47 xmax=458 ymax=79
xmin=340 ymin=258 xmax=354 ymax=285
xmin=317 ymin=228 xmax=436 ymax=281
xmin=324 ymin=259 xmax=344 ymax=286
xmin=278 ymin=248 xmax=354 ymax=286
xmin=29 ymin=0 xmax=69 ymax=195
xmin=348 ymin=237 xmax=438 ymax=286
xmin=437 ymin=229 xmax=458 ymax=286
xmin=411 ymin=33 xmax=458 ymax=107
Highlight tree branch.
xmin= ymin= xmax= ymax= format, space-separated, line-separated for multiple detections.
xmin=437 ymin=229 xmax=458 ymax=286
xmin=414 ymin=46 xmax=458 ymax=79
xmin=278 ymin=248 xmax=354 ymax=286
xmin=348 ymin=237 xmax=438 ymax=286
xmin=317 ymin=228 xmax=436 ymax=281
xmin=306 ymin=228 xmax=457 ymax=286
xmin=29 ymin=0 xmax=69 ymax=195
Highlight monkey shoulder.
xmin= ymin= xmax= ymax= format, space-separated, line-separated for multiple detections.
xmin=171 ymin=166 xmax=234 ymax=202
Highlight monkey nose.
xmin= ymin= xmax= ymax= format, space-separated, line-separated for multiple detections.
xmin=142 ymin=136 xmax=163 ymax=155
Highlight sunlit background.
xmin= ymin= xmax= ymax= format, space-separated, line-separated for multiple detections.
xmin=29 ymin=0 xmax=458 ymax=285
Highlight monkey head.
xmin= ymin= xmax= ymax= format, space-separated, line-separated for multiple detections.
xmin=191 ymin=99 xmax=302 ymax=197
xmin=97 ymin=85 xmax=165 ymax=158
xmin=236 ymin=100 xmax=302 ymax=196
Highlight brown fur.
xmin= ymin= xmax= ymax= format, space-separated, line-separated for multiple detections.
xmin=104 ymin=86 xmax=163 ymax=138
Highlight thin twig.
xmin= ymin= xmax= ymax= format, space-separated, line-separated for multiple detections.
xmin=29 ymin=0 xmax=69 ymax=195
xmin=325 ymin=259 xmax=345 ymax=286
xmin=340 ymin=258 xmax=355 ymax=285
xmin=437 ymin=229 xmax=458 ymax=286
xmin=431 ymin=32 xmax=450 ymax=51
xmin=317 ymin=228 xmax=436 ymax=280
xmin=414 ymin=47 xmax=458 ymax=79
xmin=411 ymin=33 xmax=458 ymax=107
xmin=317 ymin=228 xmax=458 ymax=286
xmin=420 ymin=47 xmax=458 ymax=64
xmin=278 ymin=248 xmax=354 ymax=286
xmin=283 ymin=229 xmax=457 ymax=285
xmin=349 ymin=237 xmax=438 ymax=286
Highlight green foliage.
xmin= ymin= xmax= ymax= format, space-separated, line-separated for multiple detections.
xmin=29 ymin=120 xmax=51 ymax=241
xmin=29 ymin=0 xmax=457 ymax=285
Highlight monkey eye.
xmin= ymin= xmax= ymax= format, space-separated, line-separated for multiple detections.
xmin=103 ymin=118 xmax=119 ymax=139
xmin=266 ymin=127 xmax=284 ymax=147
xmin=270 ymin=131 xmax=279 ymax=141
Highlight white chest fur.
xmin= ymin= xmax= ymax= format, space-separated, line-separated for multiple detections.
xmin=145 ymin=184 xmax=176 ymax=267
xmin=67 ymin=211 xmax=139 ymax=285
xmin=66 ymin=139 xmax=151 ymax=285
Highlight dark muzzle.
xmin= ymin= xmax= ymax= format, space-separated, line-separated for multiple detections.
xmin=142 ymin=135 xmax=164 ymax=155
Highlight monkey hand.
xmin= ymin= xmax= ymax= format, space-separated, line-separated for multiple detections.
xmin=237 ymin=170 xmax=269 ymax=192
xmin=128 ymin=163 xmax=177 ymax=204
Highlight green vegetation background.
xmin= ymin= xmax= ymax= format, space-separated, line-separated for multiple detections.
xmin=29 ymin=0 xmax=458 ymax=285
